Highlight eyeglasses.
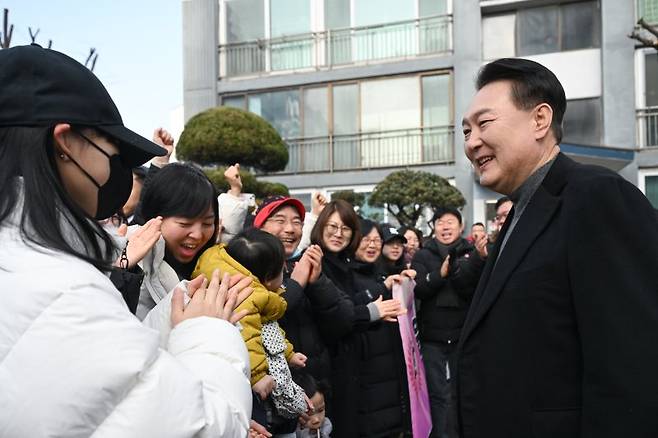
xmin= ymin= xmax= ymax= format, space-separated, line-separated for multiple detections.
xmin=360 ymin=237 xmax=382 ymax=247
xmin=265 ymin=216 xmax=303 ymax=228
xmin=100 ymin=213 xmax=127 ymax=227
xmin=325 ymin=222 xmax=353 ymax=237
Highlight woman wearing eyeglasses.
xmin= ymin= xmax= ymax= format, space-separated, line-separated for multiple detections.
xmin=309 ymin=201 xmax=406 ymax=438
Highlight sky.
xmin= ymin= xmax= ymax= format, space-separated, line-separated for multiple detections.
xmin=1 ymin=0 xmax=183 ymax=140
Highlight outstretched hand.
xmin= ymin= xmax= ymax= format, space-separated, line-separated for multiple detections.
xmin=171 ymin=269 xmax=253 ymax=326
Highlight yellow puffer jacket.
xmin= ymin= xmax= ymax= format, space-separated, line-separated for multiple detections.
xmin=193 ymin=244 xmax=294 ymax=386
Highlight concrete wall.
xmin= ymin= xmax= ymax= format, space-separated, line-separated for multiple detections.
xmin=182 ymin=0 xmax=219 ymax=123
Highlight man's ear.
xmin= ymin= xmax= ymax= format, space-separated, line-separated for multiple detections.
xmin=52 ymin=123 xmax=74 ymax=158
xmin=533 ymin=103 xmax=554 ymax=141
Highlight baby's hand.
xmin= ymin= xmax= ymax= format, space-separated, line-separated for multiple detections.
xmin=252 ymin=375 xmax=276 ymax=400
xmin=288 ymin=352 xmax=307 ymax=368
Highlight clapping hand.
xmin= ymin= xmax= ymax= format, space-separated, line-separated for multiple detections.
xmin=114 ymin=216 xmax=162 ymax=269
xmin=171 ymin=269 xmax=254 ymax=326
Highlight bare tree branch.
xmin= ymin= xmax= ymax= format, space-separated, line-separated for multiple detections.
xmin=1 ymin=8 xmax=14 ymax=49
xmin=28 ymin=27 xmax=40 ymax=43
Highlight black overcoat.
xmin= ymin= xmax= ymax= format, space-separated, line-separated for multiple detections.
xmin=456 ymin=153 xmax=658 ymax=438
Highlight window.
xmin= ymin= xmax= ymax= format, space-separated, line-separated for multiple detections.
xmin=222 ymin=95 xmax=246 ymax=109
xmin=354 ymin=0 xmax=414 ymax=27
xmin=248 ymin=89 xmax=301 ymax=138
xmin=562 ymin=98 xmax=602 ymax=145
xmin=482 ymin=1 xmax=600 ymax=59
xmin=420 ymin=0 xmax=448 ymax=17
xmin=517 ymin=6 xmax=559 ymax=56
xmin=303 ymin=87 xmax=329 ymax=137
xmin=645 ymin=175 xmax=658 ymax=209
xmin=325 ymin=0 xmax=350 ymax=29
xmin=226 ymin=0 xmax=264 ymax=42
xmin=271 ymin=0 xmax=310 ymax=37
xmin=482 ymin=14 xmax=515 ymax=59
xmin=332 ymin=84 xmax=359 ymax=169
xmin=223 ymin=71 xmax=453 ymax=172
xmin=562 ymin=1 xmax=600 ymax=51
xmin=645 ymin=52 xmax=658 ymax=107
xmin=638 ymin=0 xmax=658 ymax=24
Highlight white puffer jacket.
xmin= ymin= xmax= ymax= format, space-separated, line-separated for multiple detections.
xmin=0 ymin=221 xmax=252 ymax=437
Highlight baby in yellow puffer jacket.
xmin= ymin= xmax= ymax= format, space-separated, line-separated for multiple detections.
xmin=193 ymin=229 xmax=308 ymax=418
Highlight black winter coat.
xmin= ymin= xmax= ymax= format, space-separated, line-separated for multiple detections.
xmin=279 ymin=254 xmax=354 ymax=382
xmin=322 ymin=252 xmax=411 ymax=438
xmin=411 ymin=238 xmax=484 ymax=343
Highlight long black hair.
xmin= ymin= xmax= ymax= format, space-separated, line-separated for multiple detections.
xmin=226 ymin=228 xmax=285 ymax=284
xmin=139 ymin=162 xmax=219 ymax=278
xmin=0 ymin=126 xmax=115 ymax=271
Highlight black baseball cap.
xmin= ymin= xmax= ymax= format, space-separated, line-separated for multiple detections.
xmin=0 ymin=44 xmax=166 ymax=166
xmin=380 ymin=223 xmax=407 ymax=244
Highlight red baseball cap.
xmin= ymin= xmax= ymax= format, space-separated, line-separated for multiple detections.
xmin=253 ymin=195 xmax=306 ymax=228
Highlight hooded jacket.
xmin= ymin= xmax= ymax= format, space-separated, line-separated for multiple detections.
xmin=0 ymin=205 xmax=251 ymax=437
xmin=193 ymin=244 xmax=294 ymax=385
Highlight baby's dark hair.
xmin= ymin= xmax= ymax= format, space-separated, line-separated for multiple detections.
xmin=292 ymin=371 xmax=332 ymax=399
xmin=226 ymin=228 xmax=285 ymax=283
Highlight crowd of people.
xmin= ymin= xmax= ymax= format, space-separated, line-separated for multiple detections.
xmin=2 ymin=44 xmax=657 ymax=438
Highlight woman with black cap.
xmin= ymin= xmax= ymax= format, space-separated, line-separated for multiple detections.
xmin=0 ymin=45 xmax=253 ymax=436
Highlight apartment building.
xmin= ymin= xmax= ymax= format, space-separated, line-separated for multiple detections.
xmin=182 ymin=0 xmax=658 ymax=228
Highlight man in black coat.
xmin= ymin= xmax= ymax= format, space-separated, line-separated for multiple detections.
xmin=458 ymin=58 xmax=658 ymax=437
xmin=411 ymin=208 xmax=486 ymax=438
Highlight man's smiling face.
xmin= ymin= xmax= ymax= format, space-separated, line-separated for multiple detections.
xmin=462 ymin=80 xmax=547 ymax=195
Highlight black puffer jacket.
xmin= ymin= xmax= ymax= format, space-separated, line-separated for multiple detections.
xmin=411 ymin=238 xmax=485 ymax=343
xmin=279 ymin=253 xmax=354 ymax=382
xmin=323 ymin=253 xmax=411 ymax=438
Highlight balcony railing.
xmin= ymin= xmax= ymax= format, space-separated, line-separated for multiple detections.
xmin=280 ymin=126 xmax=454 ymax=174
xmin=220 ymin=14 xmax=452 ymax=78
xmin=638 ymin=0 xmax=658 ymax=23
xmin=637 ymin=106 xmax=658 ymax=147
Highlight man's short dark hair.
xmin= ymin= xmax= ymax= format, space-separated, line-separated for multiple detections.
xmin=430 ymin=206 xmax=462 ymax=226
xmin=495 ymin=196 xmax=511 ymax=211
xmin=476 ymin=58 xmax=566 ymax=143
xmin=472 ymin=222 xmax=485 ymax=228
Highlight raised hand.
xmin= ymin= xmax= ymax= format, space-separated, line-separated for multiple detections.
xmin=311 ymin=192 xmax=327 ymax=216
xmin=151 ymin=127 xmax=175 ymax=167
xmin=224 ymin=163 xmax=243 ymax=195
